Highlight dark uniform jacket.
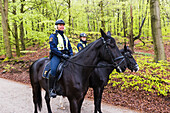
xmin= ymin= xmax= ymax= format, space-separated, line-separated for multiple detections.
xmin=77 ymin=40 xmax=87 ymax=51
xmin=49 ymin=30 xmax=73 ymax=57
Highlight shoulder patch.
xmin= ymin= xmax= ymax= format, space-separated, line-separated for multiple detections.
xmin=79 ymin=46 xmax=82 ymax=50
xmin=49 ymin=37 xmax=53 ymax=42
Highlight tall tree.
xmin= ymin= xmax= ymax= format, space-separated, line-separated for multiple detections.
xmin=12 ymin=0 xmax=20 ymax=57
xmin=99 ymin=1 xmax=105 ymax=31
xmin=68 ymin=0 xmax=71 ymax=36
xmin=122 ymin=3 xmax=127 ymax=37
xmin=0 ymin=0 xmax=12 ymax=58
xmin=117 ymin=8 xmax=120 ymax=35
xmin=20 ymin=0 xmax=26 ymax=51
xmin=150 ymin=0 xmax=166 ymax=62
xmin=129 ymin=5 xmax=134 ymax=53
xmin=86 ymin=0 xmax=91 ymax=31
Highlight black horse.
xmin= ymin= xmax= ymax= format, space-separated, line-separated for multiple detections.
xmin=29 ymin=29 xmax=127 ymax=113
xmin=89 ymin=32 xmax=139 ymax=113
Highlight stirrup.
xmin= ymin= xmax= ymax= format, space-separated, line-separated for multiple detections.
xmin=49 ymin=89 xmax=57 ymax=98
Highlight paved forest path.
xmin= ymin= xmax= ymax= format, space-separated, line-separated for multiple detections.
xmin=0 ymin=78 xmax=140 ymax=113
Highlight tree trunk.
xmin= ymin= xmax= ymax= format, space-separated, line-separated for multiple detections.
xmin=0 ymin=0 xmax=12 ymax=58
xmin=122 ymin=3 xmax=127 ymax=37
xmin=93 ymin=19 xmax=96 ymax=31
xmin=117 ymin=8 xmax=120 ymax=35
xmin=68 ymin=0 xmax=71 ymax=36
xmin=150 ymin=0 xmax=166 ymax=62
xmin=13 ymin=0 xmax=20 ymax=57
xmin=87 ymin=16 xmax=91 ymax=32
xmin=147 ymin=11 xmax=149 ymax=39
xmin=86 ymin=0 xmax=91 ymax=32
xmin=100 ymin=1 xmax=105 ymax=31
xmin=20 ymin=0 xmax=26 ymax=50
xmin=113 ymin=10 xmax=116 ymax=35
xmin=129 ymin=5 xmax=134 ymax=53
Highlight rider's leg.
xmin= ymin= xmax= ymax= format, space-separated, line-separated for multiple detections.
xmin=49 ymin=55 xmax=60 ymax=97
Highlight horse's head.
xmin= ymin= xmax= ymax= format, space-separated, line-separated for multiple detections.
xmin=120 ymin=44 xmax=139 ymax=72
xmin=98 ymin=29 xmax=127 ymax=73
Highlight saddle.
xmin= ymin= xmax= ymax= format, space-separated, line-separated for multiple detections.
xmin=42 ymin=60 xmax=65 ymax=80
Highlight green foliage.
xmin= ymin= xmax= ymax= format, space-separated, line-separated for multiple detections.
xmin=3 ymin=64 xmax=15 ymax=72
xmin=135 ymin=52 xmax=153 ymax=56
xmin=20 ymin=50 xmax=36 ymax=53
xmin=2 ymin=58 xmax=9 ymax=62
xmin=108 ymin=55 xmax=170 ymax=96
xmin=0 ymin=0 xmax=169 ymax=56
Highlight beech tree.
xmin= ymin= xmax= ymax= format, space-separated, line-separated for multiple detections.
xmin=0 ymin=0 xmax=12 ymax=58
xmin=150 ymin=0 xmax=166 ymax=62
xmin=12 ymin=0 xmax=20 ymax=57
xmin=20 ymin=0 xmax=26 ymax=51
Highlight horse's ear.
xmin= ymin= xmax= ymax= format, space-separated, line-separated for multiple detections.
xmin=100 ymin=28 xmax=108 ymax=40
xmin=124 ymin=41 xmax=127 ymax=51
xmin=107 ymin=31 xmax=111 ymax=36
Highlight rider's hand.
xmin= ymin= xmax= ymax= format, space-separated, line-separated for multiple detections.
xmin=62 ymin=54 xmax=70 ymax=59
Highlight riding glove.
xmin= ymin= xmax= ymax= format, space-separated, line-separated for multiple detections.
xmin=62 ymin=54 xmax=70 ymax=59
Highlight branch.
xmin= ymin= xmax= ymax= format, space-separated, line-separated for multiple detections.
xmin=23 ymin=1 xmax=43 ymax=13
xmin=8 ymin=24 xmax=16 ymax=39
xmin=133 ymin=17 xmax=146 ymax=41
xmin=133 ymin=0 xmax=149 ymax=46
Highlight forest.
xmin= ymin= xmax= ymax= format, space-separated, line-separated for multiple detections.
xmin=0 ymin=0 xmax=169 ymax=57
xmin=0 ymin=0 xmax=169 ymax=113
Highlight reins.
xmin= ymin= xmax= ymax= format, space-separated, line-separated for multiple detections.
xmin=63 ymin=37 xmax=125 ymax=68
xmin=64 ymin=58 xmax=117 ymax=68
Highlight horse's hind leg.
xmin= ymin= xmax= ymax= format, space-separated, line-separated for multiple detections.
xmin=45 ymin=92 xmax=52 ymax=113
xmin=93 ymin=87 xmax=103 ymax=113
xmin=33 ymin=91 xmax=38 ymax=113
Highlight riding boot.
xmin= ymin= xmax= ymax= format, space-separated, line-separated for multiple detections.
xmin=49 ymin=75 xmax=57 ymax=98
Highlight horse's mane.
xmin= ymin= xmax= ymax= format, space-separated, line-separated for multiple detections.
xmin=71 ymin=38 xmax=101 ymax=59
xmin=120 ymin=47 xmax=133 ymax=54
xmin=120 ymin=48 xmax=124 ymax=53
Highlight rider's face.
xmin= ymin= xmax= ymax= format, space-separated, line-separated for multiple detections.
xmin=57 ymin=24 xmax=65 ymax=31
xmin=81 ymin=37 xmax=86 ymax=41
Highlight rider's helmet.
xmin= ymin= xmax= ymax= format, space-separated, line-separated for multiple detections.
xmin=80 ymin=33 xmax=87 ymax=37
xmin=55 ymin=19 xmax=65 ymax=25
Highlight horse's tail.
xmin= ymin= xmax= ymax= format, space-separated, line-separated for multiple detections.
xmin=29 ymin=60 xmax=42 ymax=111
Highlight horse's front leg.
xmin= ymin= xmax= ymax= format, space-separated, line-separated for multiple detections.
xmin=45 ymin=91 xmax=52 ymax=113
xmin=68 ymin=98 xmax=79 ymax=113
xmin=78 ymin=90 xmax=88 ymax=113
xmin=93 ymin=87 xmax=104 ymax=113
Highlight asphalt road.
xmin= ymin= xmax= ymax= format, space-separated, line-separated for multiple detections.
xmin=0 ymin=78 xmax=140 ymax=113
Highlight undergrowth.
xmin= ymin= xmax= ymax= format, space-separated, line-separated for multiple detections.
xmin=109 ymin=55 xmax=170 ymax=96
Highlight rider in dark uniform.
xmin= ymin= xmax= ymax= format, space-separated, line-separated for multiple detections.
xmin=77 ymin=33 xmax=87 ymax=51
xmin=49 ymin=19 xmax=73 ymax=97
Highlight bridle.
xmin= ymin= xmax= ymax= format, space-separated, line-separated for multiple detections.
xmin=123 ymin=51 xmax=138 ymax=70
xmin=101 ymin=37 xmax=125 ymax=72
xmin=65 ymin=37 xmax=125 ymax=70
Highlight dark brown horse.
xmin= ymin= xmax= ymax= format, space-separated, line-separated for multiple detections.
xmin=29 ymin=29 xmax=127 ymax=113
xmin=58 ymin=44 xmax=139 ymax=112
xmin=89 ymin=45 xmax=139 ymax=113
xmin=89 ymin=32 xmax=139 ymax=113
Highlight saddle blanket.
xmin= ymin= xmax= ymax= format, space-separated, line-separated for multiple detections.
xmin=42 ymin=61 xmax=65 ymax=80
